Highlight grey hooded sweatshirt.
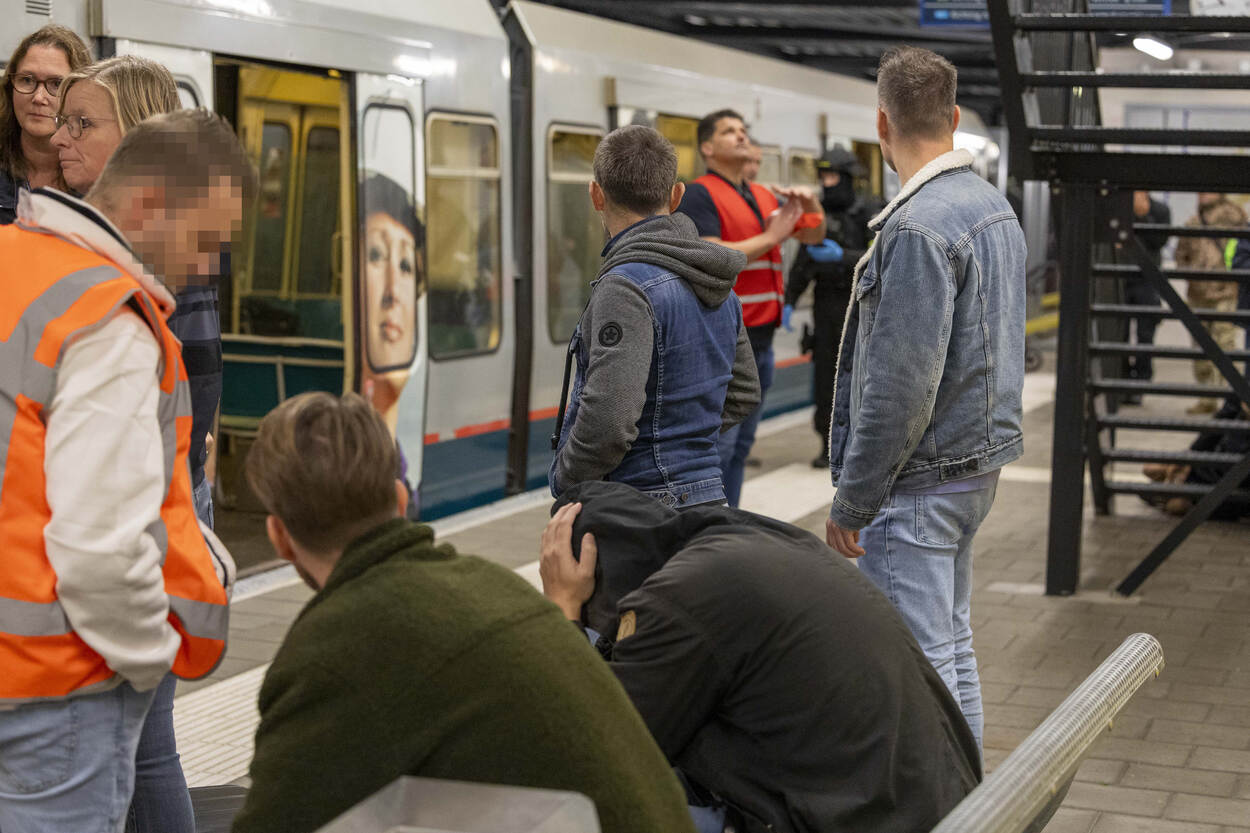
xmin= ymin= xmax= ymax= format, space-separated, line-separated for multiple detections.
xmin=553 ymin=212 xmax=761 ymax=491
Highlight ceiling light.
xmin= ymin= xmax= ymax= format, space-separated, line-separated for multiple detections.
xmin=1132 ymin=36 xmax=1173 ymax=61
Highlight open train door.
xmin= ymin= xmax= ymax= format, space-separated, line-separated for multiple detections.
xmin=355 ymin=73 xmax=429 ymax=514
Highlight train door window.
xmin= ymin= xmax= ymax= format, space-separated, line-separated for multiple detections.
xmin=756 ymin=145 xmax=782 ymax=188
xmin=361 ymin=103 xmax=419 ymax=372
xmin=426 ymin=115 xmax=502 ymax=358
xmin=787 ymin=150 xmax=819 ymax=189
xmin=546 ymin=127 xmax=602 ymax=343
xmin=296 ymin=125 xmax=341 ymax=301
xmin=252 ymin=121 xmax=293 ymax=296
xmin=656 ymin=114 xmax=702 ymax=182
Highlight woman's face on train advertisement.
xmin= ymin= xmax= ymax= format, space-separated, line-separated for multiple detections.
xmin=365 ymin=210 xmax=418 ymax=370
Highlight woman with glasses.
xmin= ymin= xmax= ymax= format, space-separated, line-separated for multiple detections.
xmin=52 ymin=55 xmax=199 ymax=833
xmin=0 ymin=24 xmax=91 ymax=223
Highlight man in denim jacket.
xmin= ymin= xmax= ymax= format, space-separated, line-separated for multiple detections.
xmin=824 ymin=47 xmax=1026 ymax=750
xmin=551 ymin=125 xmax=760 ymax=508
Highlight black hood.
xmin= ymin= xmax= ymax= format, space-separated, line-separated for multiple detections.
xmin=599 ymin=213 xmax=745 ymax=308
xmin=554 ymin=481 xmax=803 ymax=637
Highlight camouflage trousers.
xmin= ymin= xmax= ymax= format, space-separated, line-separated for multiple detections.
xmin=1193 ymin=297 xmax=1239 ymax=400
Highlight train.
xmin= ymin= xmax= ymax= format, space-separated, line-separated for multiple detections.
xmin=4 ymin=0 xmax=1003 ymax=543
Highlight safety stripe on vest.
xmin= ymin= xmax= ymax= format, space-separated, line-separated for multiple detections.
xmin=0 ymin=266 xmax=124 ymax=506
xmin=738 ymin=291 xmax=785 ymax=305
xmin=0 ymin=593 xmax=227 ymax=641
xmin=744 ymin=260 xmax=784 ymax=273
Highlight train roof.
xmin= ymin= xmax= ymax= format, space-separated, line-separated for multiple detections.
xmin=509 ymin=0 xmax=879 ymax=109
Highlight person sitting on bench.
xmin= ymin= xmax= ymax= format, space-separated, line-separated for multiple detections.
xmin=539 ymin=480 xmax=981 ymax=833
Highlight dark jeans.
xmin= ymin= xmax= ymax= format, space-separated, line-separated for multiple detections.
xmin=812 ymin=289 xmax=852 ymax=456
xmin=125 ymin=674 xmax=194 ymax=833
xmin=1123 ymin=277 xmax=1161 ymax=381
xmin=718 ymin=329 xmax=775 ymax=507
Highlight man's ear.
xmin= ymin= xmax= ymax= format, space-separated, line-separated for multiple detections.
xmin=265 ymin=515 xmax=297 ymax=566
xmin=876 ymin=107 xmax=890 ymax=145
xmin=589 ymin=180 xmax=607 ymax=212
xmin=669 ymin=181 xmax=686 ymax=213
xmin=951 ymin=105 xmax=961 ymax=134
xmin=395 ymin=479 xmax=409 ymax=518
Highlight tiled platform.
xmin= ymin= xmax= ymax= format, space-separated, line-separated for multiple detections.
xmin=175 ymin=322 xmax=1250 ymax=831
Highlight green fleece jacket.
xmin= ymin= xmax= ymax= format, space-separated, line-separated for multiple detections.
xmin=232 ymin=520 xmax=694 ymax=833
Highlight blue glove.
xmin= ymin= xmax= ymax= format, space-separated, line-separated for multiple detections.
xmin=806 ymin=238 xmax=844 ymax=263
xmin=781 ymin=304 xmax=794 ymax=332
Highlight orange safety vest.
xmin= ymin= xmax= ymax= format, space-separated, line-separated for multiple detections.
xmin=695 ymin=173 xmax=786 ymax=328
xmin=0 ymin=223 xmax=229 ymax=703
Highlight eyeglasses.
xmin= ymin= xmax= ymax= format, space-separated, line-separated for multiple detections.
xmin=11 ymin=74 xmax=63 ymax=96
xmin=53 ymin=114 xmax=116 ymax=140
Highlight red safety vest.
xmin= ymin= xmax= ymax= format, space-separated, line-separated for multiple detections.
xmin=0 ymin=223 xmax=229 ymax=703
xmin=695 ymin=173 xmax=786 ymax=328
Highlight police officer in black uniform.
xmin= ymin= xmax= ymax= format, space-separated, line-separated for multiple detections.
xmin=783 ymin=146 xmax=873 ymax=467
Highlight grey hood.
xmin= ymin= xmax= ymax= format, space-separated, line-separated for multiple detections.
xmin=598 ymin=213 xmax=745 ymax=308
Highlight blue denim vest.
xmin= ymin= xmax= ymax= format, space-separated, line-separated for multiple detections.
xmin=554 ymin=261 xmax=742 ymax=508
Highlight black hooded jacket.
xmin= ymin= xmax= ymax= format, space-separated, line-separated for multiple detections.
xmin=560 ymin=481 xmax=981 ymax=833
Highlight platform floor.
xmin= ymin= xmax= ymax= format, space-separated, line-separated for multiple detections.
xmin=174 ymin=322 xmax=1250 ymax=833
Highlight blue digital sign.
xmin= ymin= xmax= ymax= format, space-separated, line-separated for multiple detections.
xmin=917 ymin=0 xmax=1171 ymax=29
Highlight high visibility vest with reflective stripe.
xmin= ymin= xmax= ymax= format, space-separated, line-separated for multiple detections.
xmin=0 ymin=224 xmax=229 ymax=702
xmin=695 ymin=173 xmax=785 ymax=328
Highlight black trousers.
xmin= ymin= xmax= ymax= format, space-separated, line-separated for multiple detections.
xmin=812 ymin=288 xmax=853 ymax=454
xmin=1123 ymin=277 xmax=1161 ymax=381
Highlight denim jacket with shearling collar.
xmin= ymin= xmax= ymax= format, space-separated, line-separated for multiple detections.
xmin=828 ymin=149 xmax=1027 ymax=531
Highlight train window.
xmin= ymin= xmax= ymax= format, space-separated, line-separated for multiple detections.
xmin=656 ymin=114 xmax=702 ymax=182
xmin=787 ymin=151 xmax=819 ymax=189
xmin=361 ymin=104 xmax=419 ymax=372
xmin=296 ymin=126 xmax=340 ymax=299
xmin=252 ymin=121 xmax=292 ymax=293
xmin=426 ymin=115 xmax=502 ymax=358
xmin=757 ymin=146 xmax=783 ymax=187
xmin=547 ymin=127 xmax=602 ymax=343
xmin=851 ymin=141 xmax=884 ymax=200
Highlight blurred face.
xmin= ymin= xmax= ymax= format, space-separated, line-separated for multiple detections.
xmin=10 ymin=44 xmax=71 ymax=142
xmin=50 ymin=81 xmax=123 ymax=193
xmin=742 ymin=145 xmax=762 ymax=182
xmin=1198 ymin=192 xmax=1221 ymax=209
xmin=820 ymin=171 xmax=843 ymax=188
xmin=1133 ymin=191 xmax=1150 ymax=218
xmin=365 ymin=211 xmax=417 ymax=370
xmin=701 ymin=117 xmax=750 ymax=168
xmin=124 ymin=179 xmax=243 ymax=292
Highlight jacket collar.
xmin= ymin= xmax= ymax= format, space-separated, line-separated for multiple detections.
xmin=16 ymin=188 xmax=175 ymax=317
xmin=868 ymin=149 xmax=974 ymax=232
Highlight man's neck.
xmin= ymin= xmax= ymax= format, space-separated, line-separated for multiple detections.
xmin=604 ymin=210 xmax=659 ymax=240
xmin=892 ymin=138 xmax=956 ymax=190
xmin=706 ymin=159 xmax=745 ymax=188
xmin=20 ymin=131 xmax=61 ymax=189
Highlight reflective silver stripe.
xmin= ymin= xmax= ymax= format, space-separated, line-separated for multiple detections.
xmin=0 ymin=597 xmax=71 ymax=636
xmin=738 ymin=291 xmax=784 ymax=305
xmin=0 ymin=266 xmax=124 ymax=505
xmin=147 ymin=519 xmax=169 ymax=566
xmin=744 ymin=259 xmax=783 ymax=272
xmin=169 ymin=596 xmax=229 ymax=641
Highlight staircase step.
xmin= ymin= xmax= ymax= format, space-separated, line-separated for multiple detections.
xmin=1101 ymin=448 xmax=1247 ymax=467
xmin=1099 ymin=415 xmax=1250 ymax=434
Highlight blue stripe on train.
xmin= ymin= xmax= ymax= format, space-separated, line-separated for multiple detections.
xmin=418 ymin=362 xmax=812 ymax=521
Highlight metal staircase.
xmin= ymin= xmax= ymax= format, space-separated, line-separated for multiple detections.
xmin=987 ymin=1 xmax=1250 ymax=596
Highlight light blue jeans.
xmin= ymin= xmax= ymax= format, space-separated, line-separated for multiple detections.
xmin=856 ymin=481 xmax=998 ymax=751
xmin=192 ymin=476 xmax=214 ymax=529
xmin=0 ymin=682 xmax=155 ymax=833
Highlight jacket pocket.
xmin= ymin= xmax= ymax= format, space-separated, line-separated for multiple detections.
xmin=855 ymin=266 xmax=881 ymax=337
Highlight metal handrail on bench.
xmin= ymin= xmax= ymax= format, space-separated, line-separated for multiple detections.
xmin=931 ymin=633 xmax=1165 ymax=833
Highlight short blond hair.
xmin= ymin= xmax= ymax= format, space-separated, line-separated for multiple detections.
xmin=58 ymin=55 xmax=178 ymax=133
xmin=246 ymin=392 xmax=400 ymax=554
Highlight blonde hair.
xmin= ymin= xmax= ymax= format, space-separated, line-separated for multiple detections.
xmin=58 ymin=55 xmax=179 ymax=134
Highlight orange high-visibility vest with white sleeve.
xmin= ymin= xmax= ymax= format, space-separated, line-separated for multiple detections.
xmin=0 ymin=222 xmax=230 ymax=703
